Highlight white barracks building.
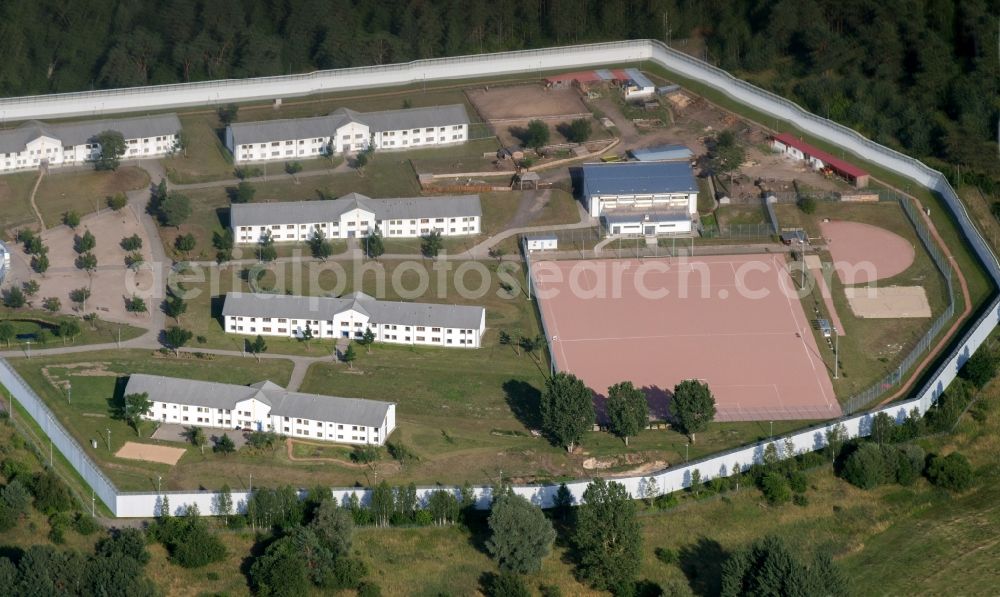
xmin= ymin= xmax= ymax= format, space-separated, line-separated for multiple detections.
xmin=124 ymin=373 xmax=395 ymax=445
xmin=0 ymin=114 xmax=181 ymax=174
xmin=223 ymin=291 xmax=486 ymax=349
xmin=226 ymin=104 xmax=469 ymax=163
xmin=231 ymin=193 xmax=481 ymax=242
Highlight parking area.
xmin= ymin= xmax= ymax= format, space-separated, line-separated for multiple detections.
xmin=151 ymin=422 xmax=249 ymax=449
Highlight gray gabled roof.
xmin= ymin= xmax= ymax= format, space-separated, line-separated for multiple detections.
xmin=227 ymin=104 xmax=468 ymax=147
xmin=0 ymin=114 xmax=180 ymax=153
xmin=230 ymin=193 xmax=481 ymax=229
xmin=222 ymin=291 xmax=485 ymax=330
xmin=123 ymin=373 xmax=272 ymax=411
xmin=583 ymin=161 xmax=698 ymax=197
xmin=123 ymin=373 xmax=393 ymax=428
xmin=359 ymin=104 xmax=469 ymax=132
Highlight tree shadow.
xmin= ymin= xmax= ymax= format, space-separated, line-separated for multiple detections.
xmin=106 ymin=376 xmax=130 ymax=420
xmin=678 ymin=536 xmax=728 ymax=597
xmin=592 ymin=390 xmax=608 ymax=426
xmin=555 ymin=122 xmax=574 ymax=139
xmin=508 ymin=125 xmax=529 ymax=146
xmin=216 ymin=206 xmax=231 ymax=230
xmin=642 ymin=385 xmax=673 ymax=421
xmin=502 ymin=379 xmax=542 ymax=430
xmin=567 ymin=166 xmax=585 ymax=199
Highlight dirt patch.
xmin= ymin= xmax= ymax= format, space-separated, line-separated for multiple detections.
xmin=40 ymin=362 xmax=116 ymax=391
xmin=467 ymin=84 xmax=589 ymax=121
xmin=845 ymin=286 xmax=932 ymax=318
xmin=115 ymin=441 xmax=185 ymax=466
xmin=6 ymin=205 xmax=156 ymax=325
xmin=820 ymin=220 xmax=916 ymax=284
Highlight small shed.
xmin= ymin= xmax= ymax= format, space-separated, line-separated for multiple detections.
xmin=620 ymin=68 xmax=655 ymax=100
xmin=629 ymin=144 xmax=694 ymax=162
xmin=525 ymin=234 xmax=558 ymax=252
xmin=515 ymin=171 xmax=540 ymax=190
xmin=780 ymin=230 xmax=806 ymax=245
xmin=816 ymin=319 xmax=832 ymax=338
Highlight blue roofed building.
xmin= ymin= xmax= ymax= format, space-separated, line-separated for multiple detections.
xmin=582 ymin=161 xmax=699 ymax=236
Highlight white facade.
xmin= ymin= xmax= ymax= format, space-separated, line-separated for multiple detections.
xmin=145 ymin=398 xmax=393 ymax=445
xmin=605 ymin=214 xmax=693 ymax=236
xmin=227 ymin=105 xmax=469 ymax=164
xmin=222 ymin=292 xmax=486 ymax=349
xmin=231 ymin=193 xmax=482 ymax=243
xmin=526 ymin=236 xmax=558 ymax=252
xmin=0 ymin=114 xmax=181 ymax=174
xmin=126 ymin=375 xmax=396 ymax=446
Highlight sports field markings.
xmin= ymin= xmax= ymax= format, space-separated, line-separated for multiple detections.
xmin=557 ymin=331 xmax=802 ymax=343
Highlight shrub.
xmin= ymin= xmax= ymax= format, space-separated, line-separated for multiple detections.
xmin=72 ymin=512 xmax=100 ymax=535
xmin=840 ymin=443 xmax=886 ymax=490
xmin=792 ymin=494 xmax=809 ymax=507
xmin=350 ymin=444 xmax=380 ymax=464
xmin=28 ymin=470 xmax=74 ymax=514
xmin=329 ymin=557 xmax=367 ymax=590
xmin=107 ymin=193 xmax=128 ymax=211
xmin=386 ymin=440 xmax=418 ymax=463
xmin=959 ymin=348 xmax=999 ymax=389
xmin=759 ymin=472 xmax=791 ymax=505
xmin=358 ymin=581 xmax=383 ymax=597
xmin=654 ymin=547 xmax=678 ymax=565
xmin=539 ymin=584 xmax=563 ymax=597
xmin=487 ymin=572 xmax=531 ymax=597
xmin=787 ymin=470 xmax=808 ymax=494
xmin=798 ymin=195 xmax=817 ymax=214
xmin=925 ymin=452 xmax=974 ymax=492
xmin=890 ymin=444 xmax=925 ymax=486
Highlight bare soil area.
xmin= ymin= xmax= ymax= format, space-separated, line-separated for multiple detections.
xmin=7 ymin=205 xmax=156 ymax=324
xmin=467 ymin=84 xmax=589 ymax=121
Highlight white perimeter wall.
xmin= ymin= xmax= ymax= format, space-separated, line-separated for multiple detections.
xmin=2 ymin=40 xmax=998 ymax=517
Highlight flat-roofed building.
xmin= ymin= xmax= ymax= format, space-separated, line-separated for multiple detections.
xmin=222 ymin=291 xmax=486 ymax=349
xmin=124 ymin=373 xmax=395 ymax=445
xmin=226 ymin=104 xmax=469 ymax=164
xmin=230 ymin=192 xmax=481 ymax=242
xmin=0 ymin=114 xmax=182 ymax=174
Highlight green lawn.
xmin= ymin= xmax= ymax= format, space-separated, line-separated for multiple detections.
xmin=34 ymin=166 xmax=150 ymax=228
xmin=0 ymin=171 xmax=41 ymax=235
xmin=0 ymin=309 xmax=145 ymax=349
xmin=161 ymin=114 xmax=234 ymax=184
xmin=716 ymin=202 xmax=768 ymax=226
xmin=774 ymin=201 xmax=952 ymax=402
xmin=8 ymin=350 xmax=294 ymax=491
xmin=160 ymin=85 xmax=484 ymax=185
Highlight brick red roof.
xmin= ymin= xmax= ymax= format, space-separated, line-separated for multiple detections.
xmin=773 ymin=133 xmax=868 ymax=179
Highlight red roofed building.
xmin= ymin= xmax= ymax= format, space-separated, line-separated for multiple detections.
xmin=771 ymin=133 xmax=870 ymax=188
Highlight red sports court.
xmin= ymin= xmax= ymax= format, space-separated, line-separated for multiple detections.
xmin=530 ymin=254 xmax=841 ymax=421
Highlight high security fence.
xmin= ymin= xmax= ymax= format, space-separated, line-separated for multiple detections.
xmin=841 ymin=196 xmax=957 ymax=414
xmin=0 ymin=359 xmax=118 ymax=513
xmin=1 ymin=39 xmax=998 ymax=516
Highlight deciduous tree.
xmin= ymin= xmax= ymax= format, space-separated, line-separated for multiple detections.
xmin=486 ymin=489 xmax=556 ymax=574
xmin=671 ymin=379 xmax=716 ymax=442
xmin=573 ymin=479 xmax=641 ymax=592
xmin=541 ymin=372 xmax=595 ymax=451
xmin=605 ymin=381 xmax=648 ymax=445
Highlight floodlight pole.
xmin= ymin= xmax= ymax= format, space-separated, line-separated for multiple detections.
xmin=685 ymin=443 xmax=689 ymax=462
xmin=106 ymin=429 xmax=111 ymax=451
xmin=67 ymin=382 xmax=71 ymax=405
